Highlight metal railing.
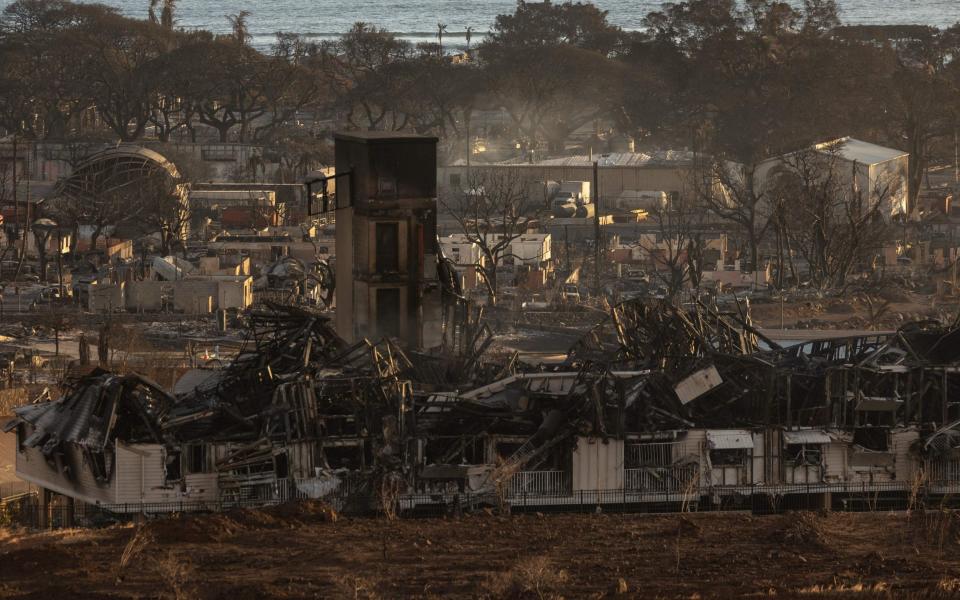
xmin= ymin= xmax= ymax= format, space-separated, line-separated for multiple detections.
xmin=928 ymin=460 xmax=960 ymax=483
xmin=0 ymin=481 xmax=35 ymax=500
xmin=508 ymin=470 xmax=569 ymax=497
xmin=626 ymin=442 xmax=675 ymax=466
xmin=5 ymin=479 xmax=960 ymax=530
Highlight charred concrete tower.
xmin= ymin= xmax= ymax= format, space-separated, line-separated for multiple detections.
xmin=334 ymin=132 xmax=443 ymax=349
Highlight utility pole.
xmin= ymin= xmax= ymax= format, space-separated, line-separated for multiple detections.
xmin=10 ymin=135 xmax=16 ymax=271
xmin=13 ymin=138 xmax=30 ymax=283
xmin=465 ymin=109 xmax=471 ymax=178
xmin=780 ymin=290 xmax=785 ymax=330
xmin=57 ymin=229 xmax=64 ymax=298
xmin=593 ymin=159 xmax=601 ymax=297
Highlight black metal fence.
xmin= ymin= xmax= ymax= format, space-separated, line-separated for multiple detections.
xmin=4 ymin=481 xmax=960 ymax=531
xmin=429 ymin=482 xmax=960 ymax=518
xmin=0 ymin=481 xmax=35 ymax=500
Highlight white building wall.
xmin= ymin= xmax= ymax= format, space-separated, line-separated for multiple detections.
xmin=571 ymin=437 xmax=624 ymax=491
xmin=892 ymin=429 xmax=920 ymax=483
xmin=216 ymin=277 xmax=253 ymax=309
xmin=750 ymin=431 xmax=766 ymax=485
xmin=673 ymin=430 xmax=707 ymax=486
xmin=16 ymin=433 xmax=116 ymax=505
xmin=871 ymin=158 xmax=909 ymax=217
xmin=823 ymin=437 xmax=849 ymax=483
xmin=754 ymin=141 xmax=908 ymax=223
xmin=785 ymin=462 xmax=823 ymax=484
xmin=114 ymin=443 xmax=218 ymax=504
xmin=509 ymin=235 xmax=552 ymax=264
xmin=694 ymin=429 xmax=755 ymax=487
xmin=444 ymin=234 xmax=551 ymax=266
xmin=440 ymin=238 xmax=482 ymax=266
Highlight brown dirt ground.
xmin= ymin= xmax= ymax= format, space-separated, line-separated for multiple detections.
xmin=3 ymin=508 xmax=960 ymax=599
xmin=748 ymin=296 xmax=960 ymax=331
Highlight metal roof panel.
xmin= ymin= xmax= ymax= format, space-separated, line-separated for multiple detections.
xmin=706 ymin=430 xmax=755 ymax=450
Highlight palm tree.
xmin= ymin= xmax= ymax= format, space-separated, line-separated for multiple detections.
xmin=228 ymin=10 xmax=252 ymax=45
xmin=437 ymin=22 xmax=447 ymax=56
xmin=160 ymin=0 xmax=176 ymax=29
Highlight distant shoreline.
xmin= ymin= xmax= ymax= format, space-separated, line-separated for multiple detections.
xmin=42 ymin=0 xmax=960 ymax=50
xmin=222 ymin=22 xmax=960 ymax=51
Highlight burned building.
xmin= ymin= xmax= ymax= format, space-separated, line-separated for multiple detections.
xmin=11 ymin=295 xmax=960 ymax=518
xmin=8 ymin=133 xmax=960 ymax=521
xmin=333 ymin=132 xmax=444 ymax=349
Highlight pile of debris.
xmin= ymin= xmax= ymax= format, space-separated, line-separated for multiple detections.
xmin=9 ymin=298 xmax=960 ymax=514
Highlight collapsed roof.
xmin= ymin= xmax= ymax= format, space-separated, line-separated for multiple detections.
xmin=10 ymin=297 xmax=960 ymax=496
xmin=56 ymin=145 xmax=181 ymax=203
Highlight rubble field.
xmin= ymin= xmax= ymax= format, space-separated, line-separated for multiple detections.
xmin=748 ymin=296 xmax=959 ymax=331
xmin=3 ymin=507 xmax=960 ymax=599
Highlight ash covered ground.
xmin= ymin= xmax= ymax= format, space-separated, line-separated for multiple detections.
xmin=3 ymin=507 xmax=960 ymax=599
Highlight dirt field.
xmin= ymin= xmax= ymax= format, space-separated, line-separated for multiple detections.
xmin=2 ymin=507 xmax=960 ymax=599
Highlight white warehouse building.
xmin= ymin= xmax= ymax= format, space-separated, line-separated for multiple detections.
xmin=755 ymin=137 xmax=909 ymax=221
xmin=443 ymin=233 xmax=551 ymax=267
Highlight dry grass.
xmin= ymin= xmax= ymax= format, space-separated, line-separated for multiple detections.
xmin=914 ymin=508 xmax=960 ymax=559
xmin=0 ymin=387 xmax=31 ymax=414
xmin=116 ymin=524 xmax=197 ymax=600
xmin=153 ymin=550 xmax=197 ymax=600
xmin=118 ymin=525 xmax=155 ymax=573
xmin=112 ymin=523 xmax=200 ymax=599
xmin=491 ymin=455 xmax=521 ymax=515
xmin=378 ymin=475 xmax=402 ymax=521
xmin=483 ymin=556 xmax=569 ymax=600
xmin=335 ymin=575 xmax=382 ymax=600
xmin=907 ymin=470 xmax=928 ymax=514
xmin=7 ymin=511 xmax=960 ymax=598
xmin=938 ymin=577 xmax=960 ymax=592
xmin=0 ymin=524 xmax=107 ymax=550
xmin=784 ymin=511 xmax=831 ymax=550
xmin=798 ymin=581 xmax=889 ymax=594
xmin=679 ymin=470 xmax=699 ymax=513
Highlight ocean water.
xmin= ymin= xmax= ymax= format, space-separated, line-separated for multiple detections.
xmin=11 ymin=0 xmax=960 ymax=49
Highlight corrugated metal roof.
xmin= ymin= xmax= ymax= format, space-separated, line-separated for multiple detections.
xmin=16 ymin=384 xmax=105 ymax=449
xmin=706 ymin=430 xmax=754 ymax=450
xmin=173 ymin=369 xmax=225 ymax=396
xmin=816 ymin=137 xmax=907 ymax=165
xmin=488 ymin=150 xmax=697 ymax=169
xmin=783 ymin=430 xmax=832 ymax=445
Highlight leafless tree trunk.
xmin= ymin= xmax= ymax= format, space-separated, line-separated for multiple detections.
xmin=439 ymin=169 xmax=543 ymax=306
xmin=768 ymin=145 xmax=895 ymax=290
xmin=636 ymin=189 xmax=706 ymax=302
xmin=690 ymin=156 xmax=772 ymax=274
